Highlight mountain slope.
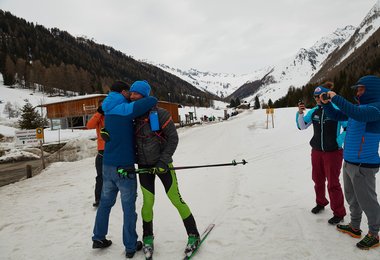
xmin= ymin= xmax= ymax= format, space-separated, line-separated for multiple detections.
xmin=310 ymin=0 xmax=380 ymax=84
xmin=230 ymin=25 xmax=356 ymax=103
xmin=148 ymin=62 xmax=271 ymax=98
xmin=0 ymin=10 xmax=215 ymax=105
xmin=151 ymin=25 xmax=356 ymax=104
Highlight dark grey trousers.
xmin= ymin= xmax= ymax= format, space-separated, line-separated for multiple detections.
xmin=343 ymin=162 xmax=380 ymax=235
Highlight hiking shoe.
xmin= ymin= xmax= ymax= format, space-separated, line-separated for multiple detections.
xmin=356 ymin=233 xmax=380 ymax=250
xmin=125 ymin=241 xmax=143 ymax=258
xmin=184 ymin=234 xmax=200 ymax=255
xmin=136 ymin=241 xmax=143 ymax=251
xmin=125 ymin=251 xmax=135 ymax=258
xmin=337 ymin=224 xmax=362 ymax=238
xmin=328 ymin=215 xmax=344 ymax=225
xmin=92 ymin=238 xmax=112 ymax=249
xmin=311 ymin=205 xmax=325 ymax=214
xmin=92 ymin=201 xmax=100 ymax=207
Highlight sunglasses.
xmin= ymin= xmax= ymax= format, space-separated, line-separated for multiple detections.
xmin=314 ymin=95 xmax=320 ymax=98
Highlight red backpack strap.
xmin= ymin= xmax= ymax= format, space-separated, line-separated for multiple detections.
xmin=161 ymin=116 xmax=172 ymax=130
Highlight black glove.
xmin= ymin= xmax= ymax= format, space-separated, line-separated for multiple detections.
xmin=97 ymin=106 xmax=104 ymax=115
xmin=100 ymin=127 xmax=110 ymax=142
xmin=151 ymin=161 xmax=169 ymax=174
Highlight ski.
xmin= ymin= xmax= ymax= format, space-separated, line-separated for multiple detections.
xmin=183 ymin=223 xmax=215 ymax=260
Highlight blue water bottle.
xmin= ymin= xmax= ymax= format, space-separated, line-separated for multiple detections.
xmin=149 ymin=110 xmax=160 ymax=131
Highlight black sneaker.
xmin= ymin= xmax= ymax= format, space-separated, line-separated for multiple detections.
xmin=125 ymin=241 xmax=143 ymax=258
xmin=356 ymin=233 xmax=380 ymax=250
xmin=92 ymin=201 xmax=100 ymax=207
xmin=125 ymin=251 xmax=135 ymax=258
xmin=311 ymin=205 xmax=325 ymax=214
xmin=328 ymin=215 xmax=344 ymax=225
xmin=92 ymin=238 xmax=112 ymax=249
xmin=337 ymin=224 xmax=362 ymax=238
xmin=136 ymin=241 xmax=143 ymax=251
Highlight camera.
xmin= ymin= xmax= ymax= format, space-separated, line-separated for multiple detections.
xmin=321 ymin=93 xmax=330 ymax=101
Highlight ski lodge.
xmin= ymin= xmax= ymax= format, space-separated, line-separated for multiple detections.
xmin=39 ymin=95 xmax=180 ymax=130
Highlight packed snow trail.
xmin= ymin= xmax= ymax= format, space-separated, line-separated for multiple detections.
xmin=0 ymin=108 xmax=379 ymax=259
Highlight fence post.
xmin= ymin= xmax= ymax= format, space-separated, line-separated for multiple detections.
xmin=26 ymin=165 xmax=32 ymax=178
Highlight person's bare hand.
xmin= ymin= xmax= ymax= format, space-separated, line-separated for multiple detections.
xmin=298 ymin=101 xmax=306 ymax=114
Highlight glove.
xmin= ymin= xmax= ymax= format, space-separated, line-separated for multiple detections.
xmin=97 ymin=106 xmax=104 ymax=115
xmin=151 ymin=161 xmax=169 ymax=174
xmin=117 ymin=167 xmax=136 ymax=179
xmin=100 ymin=127 xmax=110 ymax=142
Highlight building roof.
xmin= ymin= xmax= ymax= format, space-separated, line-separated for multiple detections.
xmin=38 ymin=94 xmax=107 ymax=107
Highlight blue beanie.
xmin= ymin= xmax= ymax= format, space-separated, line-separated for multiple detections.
xmin=314 ymin=86 xmax=330 ymax=95
xmin=130 ymin=80 xmax=151 ymax=97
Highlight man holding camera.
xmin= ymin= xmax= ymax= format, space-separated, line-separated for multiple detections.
xmin=296 ymin=84 xmax=347 ymax=225
xmin=320 ymin=75 xmax=380 ymax=250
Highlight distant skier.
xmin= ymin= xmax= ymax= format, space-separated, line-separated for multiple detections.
xmin=129 ymin=80 xmax=200 ymax=259
xmin=296 ymin=82 xmax=347 ymax=225
xmin=321 ymin=75 xmax=380 ymax=250
xmin=86 ymin=99 xmax=105 ymax=207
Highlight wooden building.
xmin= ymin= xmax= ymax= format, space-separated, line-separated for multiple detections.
xmin=156 ymin=101 xmax=180 ymax=124
xmin=40 ymin=95 xmax=180 ymax=129
xmin=40 ymin=94 xmax=107 ymax=129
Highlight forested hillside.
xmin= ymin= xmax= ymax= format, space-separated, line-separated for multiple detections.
xmin=0 ymin=10 xmax=215 ymax=106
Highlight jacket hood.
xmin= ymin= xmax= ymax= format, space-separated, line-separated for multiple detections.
xmin=102 ymin=92 xmax=128 ymax=112
xmin=354 ymin=75 xmax=380 ymax=104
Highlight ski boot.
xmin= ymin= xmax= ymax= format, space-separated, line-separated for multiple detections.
xmin=143 ymin=235 xmax=154 ymax=260
xmin=184 ymin=234 xmax=200 ymax=257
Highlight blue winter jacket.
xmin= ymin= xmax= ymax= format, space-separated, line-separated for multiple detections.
xmin=102 ymin=91 xmax=158 ymax=167
xmin=323 ymin=75 xmax=380 ymax=166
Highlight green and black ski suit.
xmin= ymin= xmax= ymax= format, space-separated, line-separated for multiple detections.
xmin=135 ymin=107 xmax=199 ymax=238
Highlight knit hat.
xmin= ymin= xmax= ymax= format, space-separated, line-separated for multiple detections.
xmin=314 ymin=86 xmax=330 ymax=96
xmin=130 ymin=80 xmax=151 ymax=97
xmin=110 ymin=80 xmax=129 ymax=93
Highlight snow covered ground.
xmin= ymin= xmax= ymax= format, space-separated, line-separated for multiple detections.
xmin=0 ymin=108 xmax=379 ymax=260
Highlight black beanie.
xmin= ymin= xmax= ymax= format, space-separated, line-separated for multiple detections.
xmin=110 ymin=80 xmax=129 ymax=93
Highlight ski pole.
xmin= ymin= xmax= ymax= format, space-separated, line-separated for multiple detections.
xmin=136 ymin=159 xmax=247 ymax=174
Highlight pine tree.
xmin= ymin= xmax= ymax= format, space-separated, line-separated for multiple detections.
xmin=230 ymin=98 xmax=236 ymax=108
xmin=18 ymin=102 xmax=45 ymax=129
xmin=254 ymin=96 xmax=260 ymax=109
xmin=236 ymin=97 xmax=241 ymax=107
xmin=268 ymin=99 xmax=273 ymax=108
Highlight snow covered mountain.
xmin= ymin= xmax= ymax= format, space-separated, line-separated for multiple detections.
xmin=311 ymin=0 xmax=380 ymax=83
xmin=145 ymin=2 xmax=380 ymax=105
xmin=244 ymin=25 xmax=356 ymax=103
xmin=338 ymin=0 xmax=380 ymax=65
xmin=148 ymin=25 xmax=356 ymax=104
xmin=142 ymin=62 xmax=272 ymax=99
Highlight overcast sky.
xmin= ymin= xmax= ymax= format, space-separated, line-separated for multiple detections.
xmin=0 ymin=0 xmax=377 ymax=74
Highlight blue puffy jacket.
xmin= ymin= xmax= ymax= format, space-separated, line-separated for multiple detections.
xmin=323 ymin=75 xmax=380 ymax=166
xmin=102 ymin=91 xmax=158 ymax=167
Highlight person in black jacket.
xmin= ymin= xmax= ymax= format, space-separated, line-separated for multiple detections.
xmin=129 ymin=80 xmax=200 ymax=259
xmin=296 ymin=84 xmax=347 ymax=225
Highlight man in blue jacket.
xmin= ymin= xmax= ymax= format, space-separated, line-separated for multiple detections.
xmin=92 ymin=80 xmax=158 ymax=258
xmin=321 ymin=75 xmax=380 ymax=250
